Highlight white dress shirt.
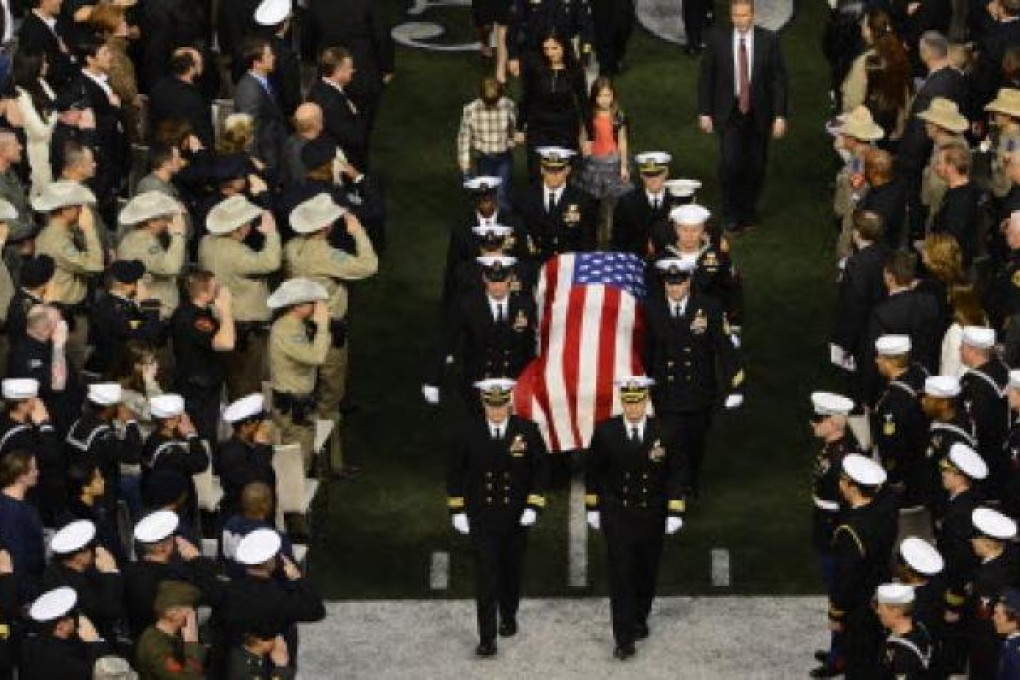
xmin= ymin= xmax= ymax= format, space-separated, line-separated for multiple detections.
xmin=488 ymin=295 xmax=508 ymax=322
xmin=476 ymin=212 xmax=498 ymax=227
xmin=667 ymin=295 xmax=689 ymax=318
xmin=624 ymin=417 xmax=647 ymax=441
xmin=544 ymin=185 xmax=565 ymax=209
xmin=82 ymin=69 xmax=113 ymax=97
xmin=646 ymin=191 xmax=665 ymax=209
xmin=489 ymin=419 xmax=509 ymax=439
xmin=732 ymin=28 xmax=754 ymax=96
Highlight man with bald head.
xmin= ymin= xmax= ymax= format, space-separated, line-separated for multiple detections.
xmin=859 ymin=148 xmax=906 ymax=250
xmin=148 ymin=47 xmax=214 ymax=149
xmin=281 ymin=104 xmax=324 ymax=190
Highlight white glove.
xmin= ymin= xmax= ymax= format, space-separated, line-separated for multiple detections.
xmin=724 ymin=393 xmax=744 ymax=410
xmin=452 ymin=513 xmax=469 ymax=535
xmin=422 ymin=385 xmax=440 ymax=405
xmin=586 ymin=511 xmax=601 ymax=530
xmin=445 ymin=354 xmax=455 ymax=365
xmin=665 ymin=516 xmax=684 ymax=534
xmin=519 ymin=508 xmax=537 ymax=526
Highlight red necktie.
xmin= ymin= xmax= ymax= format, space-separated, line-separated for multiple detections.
xmin=738 ymin=36 xmax=750 ymax=115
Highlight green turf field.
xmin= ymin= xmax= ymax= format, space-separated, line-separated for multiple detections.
xmin=309 ymin=0 xmax=851 ymax=599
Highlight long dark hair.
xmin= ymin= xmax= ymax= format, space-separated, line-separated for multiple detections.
xmin=863 ymin=10 xmax=911 ymax=113
xmin=12 ymin=50 xmax=53 ymax=123
xmin=539 ymin=31 xmax=580 ymax=71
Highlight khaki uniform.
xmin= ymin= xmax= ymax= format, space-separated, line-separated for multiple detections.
xmin=198 ymin=231 xmax=281 ymax=398
xmin=283 ymin=230 xmax=378 ymax=471
xmin=35 ymin=220 xmax=103 ymax=372
xmin=834 ymin=158 xmax=868 ymax=258
xmin=269 ymin=313 xmax=330 ymax=469
xmin=118 ymin=229 xmax=186 ymax=317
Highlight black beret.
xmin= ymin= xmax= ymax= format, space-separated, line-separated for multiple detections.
xmin=108 ymin=259 xmax=145 ymax=284
xmin=19 ymin=255 xmax=55 ymax=288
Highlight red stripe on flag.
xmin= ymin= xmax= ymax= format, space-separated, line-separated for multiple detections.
xmin=594 ymin=286 xmax=621 ymax=427
xmin=561 ymin=284 xmax=588 ymax=449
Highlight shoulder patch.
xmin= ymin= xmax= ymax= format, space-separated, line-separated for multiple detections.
xmin=148 ymin=244 xmax=162 ymax=255
xmin=194 ymin=317 xmax=215 ymax=333
xmin=331 ymin=250 xmax=350 ymax=262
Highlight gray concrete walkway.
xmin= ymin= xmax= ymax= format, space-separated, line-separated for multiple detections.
xmin=299 ymin=596 xmax=827 ymax=679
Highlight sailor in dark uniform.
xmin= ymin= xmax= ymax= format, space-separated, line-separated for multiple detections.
xmin=20 ymin=587 xmax=110 ymax=679
xmin=871 ymin=335 xmax=929 ymax=513
xmin=448 ymin=225 xmax=535 ymax=302
xmin=1004 ymin=370 xmax=1020 ymax=519
xmin=958 ymin=326 xmax=1011 ymax=504
xmin=84 ymin=260 xmax=164 ymax=378
xmin=446 ymin=378 xmax=549 ymax=657
xmin=5 ymin=255 xmax=55 ymax=341
xmin=585 ymin=376 xmax=687 ymax=661
xmin=874 ymin=582 xmax=934 ymax=679
xmin=217 ymin=394 xmax=276 ymax=521
xmin=895 ymin=536 xmax=946 ymax=668
xmin=643 ymin=257 xmax=743 ymax=498
xmin=423 ymin=255 xmax=537 ymax=409
xmin=919 ymin=375 xmax=975 ymax=522
xmin=141 ymin=394 xmax=210 ymax=527
xmin=966 ymin=508 xmax=1020 ymax=678
xmin=610 ymin=152 xmax=672 ymax=256
xmin=808 ymin=391 xmax=859 ymax=674
xmin=515 ymin=147 xmax=597 ymax=261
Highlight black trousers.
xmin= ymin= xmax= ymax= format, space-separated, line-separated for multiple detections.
xmin=718 ymin=109 xmax=769 ymax=227
xmin=843 ymin=605 xmax=883 ymax=679
xmin=471 ymin=523 xmax=529 ymax=643
xmin=603 ymin=508 xmax=665 ymax=647
xmin=660 ymin=408 xmax=712 ymax=494
xmin=178 ymin=382 xmax=223 ymax=446
xmin=682 ymin=0 xmax=707 ymax=48
xmin=591 ymin=0 xmax=635 ymax=74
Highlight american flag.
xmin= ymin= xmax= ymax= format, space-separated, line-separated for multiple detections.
xmin=515 ymin=252 xmax=647 ymax=452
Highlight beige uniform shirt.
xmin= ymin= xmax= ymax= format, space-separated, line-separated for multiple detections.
xmin=269 ymin=313 xmax=330 ymax=394
xmin=991 ymin=130 xmax=1020 ymax=198
xmin=35 ymin=221 xmax=103 ymax=305
xmin=283 ymin=230 xmax=379 ymax=319
xmin=197 ymin=231 xmax=281 ymax=322
xmin=118 ymin=229 xmax=186 ymax=316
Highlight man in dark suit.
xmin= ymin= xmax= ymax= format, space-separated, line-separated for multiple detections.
xmin=644 ymin=258 xmax=743 ymax=497
xmin=422 ymin=256 xmax=537 ymax=408
xmin=611 ymin=152 xmax=671 ymax=255
xmin=895 ymin=31 xmax=967 ymax=239
xmin=307 ymin=46 xmax=370 ymax=172
xmin=234 ymin=36 xmax=287 ymax=180
xmin=148 ymin=48 xmax=215 ymax=149
xmin=930 ymin=140 xmax=981 ymax=266
xmin=19 ymin=0 xmax=76 ymax=90
xmin=251 ymin=3 xmax=301 ymax=124
xmin=832 ymin=211 xmax=890 ymax=405
xmin=446 ymin=378 xmax=549 ymax=657
xmin=516 ymin=148 xmax=597 ymax=260
xmin=307 ymin=0 xmax=394 ymax=132
xmin=585 ymin=376 xmax=688 ymax=660
xmin=697 ymin=0 xmax=788 ymax=233
xmin=862 ymin=251 xmax=941 ymax=404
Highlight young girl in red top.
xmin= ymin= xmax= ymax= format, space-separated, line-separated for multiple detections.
xmin=577 ymin=77 xmax=630 ymax=245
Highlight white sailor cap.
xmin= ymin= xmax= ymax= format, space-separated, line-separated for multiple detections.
xmin=235 ymin=528 xmax=283 ymax=565
xmin=536 ymin=147 xmax=576 ymax=168
xmin=663 ymin=178 xmax=702 ymax=197
xmin=634 ymin=152 xmax=672 ymax=174
xmin=961 ymin=326 xmax=996 ymax=349
xmin=899 ymin=537 xmax=945 ymax=576
xmin=669 ymin=203 xmax=711 ymax=225
xmin=471 ymin=224 xmax=514 ymax=239
xmin=945 ymin=443 xmax=989 ymax=480
xmin=875 ymin=334 xmax=911 ymax=356
xmin=463 ymin=176 xmax=502 ymax=192
xmin=133 ymin=509 xmax=179 ymax=544
xmin=876 ymin=582 xmax=915 ymax=605
xmin=49 ymin=519 xmax=96 ymax=555
xmin=254 ymin=0 xmax=291 ymax=25
xmin=149 ymin=394 xmax=185 ymax=419
xmin=87 ymin=382 xmax=122 ymax=406
xmin=924 ymin=376 xmax=960 ymax=398
xmin=267 ymin=278 xmax=329 ymax=310
xmin=29 ymin=587 xmax=77 ymax=623
xmin=2 ymin=378 xmax=39 ymax=400
xmin=842 ymin=453 xmax=887 ymax=487
xmin=972 ymin=507 xmax=1018 ymax=540
xmin=1010 ymin=370 xmax=1020 ymax=390
xmin=223 ymin=393 xmax=266 ymax=424
xmin=810 ymin=391 xmax=854 ymax=417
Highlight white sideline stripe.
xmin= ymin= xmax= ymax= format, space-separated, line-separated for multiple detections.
xmin=430 ymin=551 xmax=449 ymax=591
xmin=711 ymin=548 xmax=731 ymax=588
xmin=568 ymin=477 xmax=588 ymax=588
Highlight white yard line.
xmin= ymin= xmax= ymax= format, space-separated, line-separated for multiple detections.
xmin=711 ymin=548 xmax=731 ymax=588
xmin=569 ymin=476 xmax=589 ymax=588
xmin=430 ymin=551 xmax=450 ymax=591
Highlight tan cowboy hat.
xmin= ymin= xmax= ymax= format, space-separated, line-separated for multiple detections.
xmin=267 ymin=277 xmax=329 ymax=310
xmin=289 ymin=193 xmax=346 ymax=234
xmin=119 ymin=191 xmax=179 ymax=226
xmin=986 ymin=88 xmax=1020 ymax=118
xmin=205 ymin=195 xmax=263 ymax=235
xmin=840 ymin=106 xmax=885 ymax=142
xmin=30 ymin=180 xmax=96 ymax=213
xmin=916 ymin=97 xmax=968 ymax=133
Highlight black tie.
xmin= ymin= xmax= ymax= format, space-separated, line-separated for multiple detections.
xmin=630 ymin=427 xmax=640 ymax=443
xmin=493 ymin=426 xmax=502 ymax=440
xmin=652 ymin=196 xmax=659 ymax=210
xmin=547 ymin=191 xmax=556 ymax=214
xmin=674 ymin=304 xmax=682 ymax=319
xmin=496 ymin=303 xmax=505 ymax=324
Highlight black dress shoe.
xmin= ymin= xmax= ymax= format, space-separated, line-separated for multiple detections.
xmin=475 ymin=641 xmax=497 ymax=657
xmin=634 ymin=622 xmax=649 ymax=640
xmin=613 ymin=644 xmax=636 ymax=660
xmin=498 ymin=618 xmax=517 ymax=637
xmin=808 ymin=662 xmax=844 ymax=678
xmin=813 ymin=650 xmax=828 ymax=663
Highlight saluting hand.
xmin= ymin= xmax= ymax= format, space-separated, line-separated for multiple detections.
xmin=0 ymin=550 xmax=13 ymax=575
xmin=345 ymin=212 xmax=364 ymax=236
xmin=270 ymin=635 xmax=290 ymax=667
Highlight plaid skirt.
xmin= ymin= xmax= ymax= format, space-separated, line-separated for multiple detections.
xmin=575 ymin=153 xmax=632 ymax=200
